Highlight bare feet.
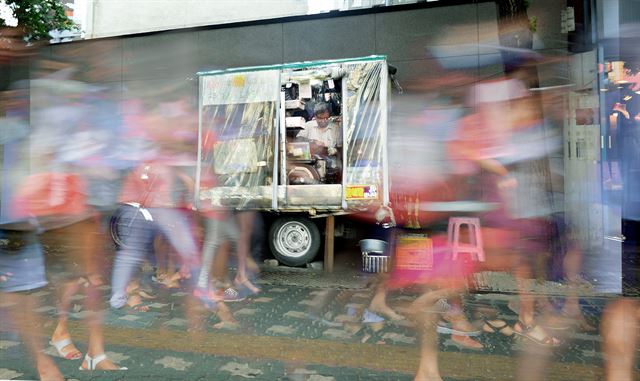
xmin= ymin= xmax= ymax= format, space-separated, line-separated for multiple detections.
xmin=541 ymin=313 xmax=573 ymax=331
xmin=559 ymin=308 xmax=597 ymax=332
xmin=234 ymin=277 xmax=260 ymax=294
xmin=414 ymin=374 xmax=443 ymax=381
xmin=514 ymin=320 xmax=562 ymax=347
xmin=154 ymin=271 xmax=168 ymax=283
xmin=216 ymin=302 xmax=236 ymax=323
xmin=126 ymin=294 xmax=149 ymax=312
xmin=161 ymin=272 xmax=187 ymax=289
xmin=452 ymin=334 xmax=483 ymax=350
xmin=213 ymin=303 xmax=238 ymax=329
xmin=36 ymin=354 xmax=64 ymax=381
xmin=126 ymin=281 xmax=140 ymax=294
xmin=368 ymin=302 xmax=404 ymax=321
xmin=442 ymin=311 xmax=480 ymax=335
xmin=212 ymin=320 xmax=240 ymax=330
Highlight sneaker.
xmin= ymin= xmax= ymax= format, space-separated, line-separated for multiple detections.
xmin=223 ymin=287 xmax=246 ymax=302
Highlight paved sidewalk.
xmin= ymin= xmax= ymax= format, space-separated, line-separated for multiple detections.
xmin=0 ymin=274 xmax=621 ymax=381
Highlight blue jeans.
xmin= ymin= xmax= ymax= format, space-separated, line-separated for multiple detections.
xmin=110 ymin=207 xmax=198 ymax=308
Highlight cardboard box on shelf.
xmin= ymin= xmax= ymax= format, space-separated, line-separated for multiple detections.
xmin=285 ymin=116 xmax=306 ymax=128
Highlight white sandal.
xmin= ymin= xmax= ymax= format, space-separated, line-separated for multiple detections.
xmin=49 ymin=338 xmax=82 ymax=360
xmin=79 ymin=354 xmax=127 ymax=371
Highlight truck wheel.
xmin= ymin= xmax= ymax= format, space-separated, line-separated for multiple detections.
xmin=269 ymin=216 xmax=321 ymax=266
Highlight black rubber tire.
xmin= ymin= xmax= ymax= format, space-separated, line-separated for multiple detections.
xmin=269 ymin=216 xmax=321 ymax=266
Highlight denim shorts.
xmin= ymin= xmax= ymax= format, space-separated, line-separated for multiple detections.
xmin=0 ymin=230 xmax=48 ymax=293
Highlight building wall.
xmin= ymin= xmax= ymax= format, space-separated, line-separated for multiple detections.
xmin=50 ymin=1 xmax=572 ymax=92
xmin=45 ymin=2 xmax=514 ymax=101
xmin=85 ymin=0 xmax=309 ymax=38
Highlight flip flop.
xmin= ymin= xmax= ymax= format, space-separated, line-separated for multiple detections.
xmin=49 ymin=338 xmax=82 ymax=360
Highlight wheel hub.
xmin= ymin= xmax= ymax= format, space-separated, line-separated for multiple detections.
xmin=276 ymin=222 xmax=311 ymax=258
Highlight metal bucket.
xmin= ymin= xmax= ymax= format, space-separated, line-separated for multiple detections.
xmin=360 ymin=239 xmax=389 ymax=273
xmin=359 ymin=239 xmax=387 ymax=254
xmin=362 ymin=252 xmax=390 ymax=273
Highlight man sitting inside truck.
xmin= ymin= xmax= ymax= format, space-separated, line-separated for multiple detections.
xmin=298 ymin=102 xmax=341 ymax=156
xmin=295 ymin=102 xmax=342 ymax=184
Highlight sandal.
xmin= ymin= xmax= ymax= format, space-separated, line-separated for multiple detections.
xmin=79 ymin=353 xmax=127 ymax=371
xmin=513 ymin=320 xmax=562 ymax=347
xmin=436 ymin=320 xmax=481 ymax=336
xmin=49 ymin=338 xmax=82 ymax=360
xmin=482 ymin=319 xmax=514 ymax=337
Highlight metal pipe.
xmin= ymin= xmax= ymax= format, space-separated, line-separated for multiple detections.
xmin=273 ymin=79 xmax=284 ymax=210
xmin=195 ymin=76 xmax=203 ymax=209
xmin=279 ymin=90 xmax=287 ymax=202
xmin=380 ymin=61 xmax=390 ymax=207
xmin=341 ymin=75 xmax=349 ymax=210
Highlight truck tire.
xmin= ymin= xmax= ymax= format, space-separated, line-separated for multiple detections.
xmin=269 ymin=216 xmax=321 ymax=266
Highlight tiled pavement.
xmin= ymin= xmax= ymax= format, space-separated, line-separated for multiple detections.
xmin=1 ymin=269 xmax=634 ymax=381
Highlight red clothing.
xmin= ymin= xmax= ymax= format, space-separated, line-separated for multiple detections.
xmin=197 ymin=130 xmax=226 ymax=220
xmin=119 ymin=163 xmax=183 ymax=208
xmin=14 ymin=172 xmax=88 ymax=217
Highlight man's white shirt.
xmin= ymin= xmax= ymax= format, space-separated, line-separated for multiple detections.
xmin=299 ymin=120 xmax=342 ymax=151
